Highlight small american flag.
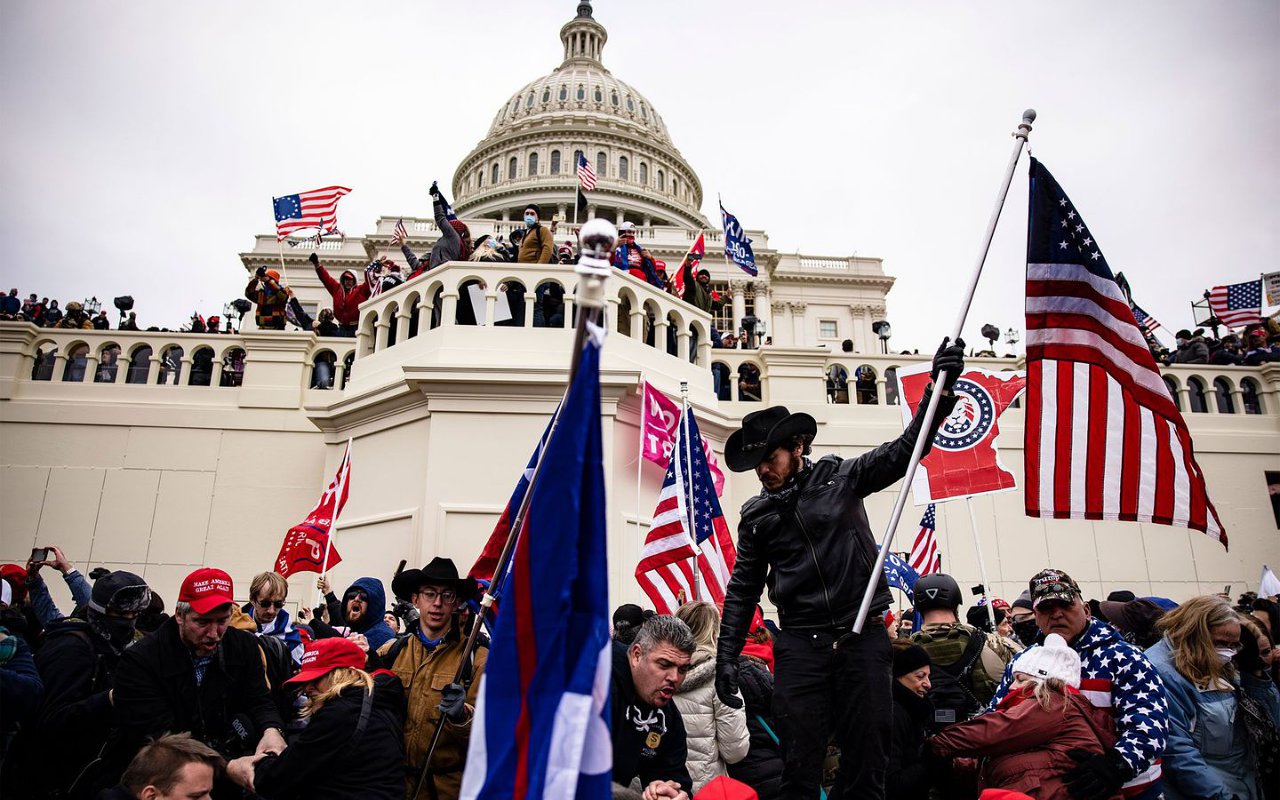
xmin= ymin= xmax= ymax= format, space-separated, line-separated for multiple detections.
xmin=909 ymin=504 xmax=940 ymax=576
xmin=1207 ymin=280 xmax=1262 ymax=328
xmin=1024 ymin=158 xmax=1224 ymax=545
xmin=392 ymin=218 xmax=408 ymax=244
xmin=577 ymin=153 xmax=597 ymax=192
xmin=1130 ymin=302 xmax=1161 ymax=335
xmin=636 ymin=407 xmax=735 ymax=613
xmin=273 ymin=186 xmax=351 ymax=241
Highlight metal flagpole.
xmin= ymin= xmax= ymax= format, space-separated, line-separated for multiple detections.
xmin=964 ymin=496 xmax=999 ymax=632
xmin=413 ymin=220 xmax=618 ymax=799
xmin=315 ymin=439 xmax=352 ymax=609
xmin=853 ymin=109 xmax=1035 ymax=634
xmin=680 ymin=380 xmax=702 ymax=602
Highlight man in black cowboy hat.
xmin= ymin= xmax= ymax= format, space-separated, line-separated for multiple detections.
xmin=715 ymin=338 xmax=965 ymax=799
xmin=378 ymin=557 xmax=485 ymax=800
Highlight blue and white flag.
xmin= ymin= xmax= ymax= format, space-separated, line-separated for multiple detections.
xmin=720 ymin=201 xmax=757 ymax=277
xmin=461 ymin=327 xmax=611 ymax=800
xmin=437 ymin=185 xmax=459 ymax=222
xmin=879 ymin=546 xmax=920 ymax=600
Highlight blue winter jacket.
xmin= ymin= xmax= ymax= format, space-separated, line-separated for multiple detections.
xmin=990 ymin=618 xmax=1168 ymax=798
xmin=1147 ymin=638 xmax=1274 ymax=800
xmin=344 ymin=577 xmax=396 ymax=652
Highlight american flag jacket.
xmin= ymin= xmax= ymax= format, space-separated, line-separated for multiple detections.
xmin=989 ymin=618 xmax=1168 ymax=798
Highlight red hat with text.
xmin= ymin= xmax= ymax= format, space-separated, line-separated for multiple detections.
xmin=286 ymin=637 xmax=366 ymax=685
xmin=178 ymin=568 xmax=236 ymax=614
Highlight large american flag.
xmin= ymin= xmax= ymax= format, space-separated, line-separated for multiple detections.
xmin=636 ymin=407 xmax=735 ymax=613
xmin=273 ymin=186 xmax=351 ymax=240
xmin=1207 ymin=280 xmax=1262 ymax=328
xmin=1024 ymin=158 xmax=1225 ymax=545
xmin=909 ymin=504 xmax=940 ymax=575
xmin=576 ymin=153 xmax=597 ymax=192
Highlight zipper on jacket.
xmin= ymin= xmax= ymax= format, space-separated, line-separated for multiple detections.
xmin=792 ymin=510 xmax=837 ymax=628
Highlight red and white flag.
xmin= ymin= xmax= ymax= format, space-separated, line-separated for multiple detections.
xmin=672 ymin=232 xmax=706 ymax=297
xmin=910 ymin=504 xmax=941 ymax=576
xmin=897 ymin=364 xmax=1026 ymax=504
xmin=275 ymin=441 xmax=351 ymax=577
xmin=1024 ymin=159 xmax=1224 ymax=545
xmin=639 ymin=380 xmax=725 ymax=495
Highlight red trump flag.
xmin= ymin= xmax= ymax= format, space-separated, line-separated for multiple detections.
xmin=275 ymin=442 xmax=351 ymax=577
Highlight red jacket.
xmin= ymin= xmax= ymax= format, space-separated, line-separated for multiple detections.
xmin=928 ymin=687 xmax=1118 ymax=800
xmin=314 ymin=262 xmax=370 ymax=326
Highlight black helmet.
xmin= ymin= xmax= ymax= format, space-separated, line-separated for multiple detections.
xmin=913 ymin=573 xmax=962 ymax=613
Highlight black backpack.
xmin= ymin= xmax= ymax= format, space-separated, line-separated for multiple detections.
xmin=914 ymin=627 xmax=988 ymax=731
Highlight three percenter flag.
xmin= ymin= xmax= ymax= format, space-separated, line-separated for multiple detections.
xmin=1023 ymin=158 xmax=1225 ymax=546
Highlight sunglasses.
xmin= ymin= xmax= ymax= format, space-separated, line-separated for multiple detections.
xmin=255 ymin=599 xmax=285 ymax=609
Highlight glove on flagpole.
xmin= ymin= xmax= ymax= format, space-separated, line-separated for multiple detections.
xmin=853 ymin=109 xmax=1036 ymax=633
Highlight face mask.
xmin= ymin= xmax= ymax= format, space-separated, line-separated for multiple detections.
xmin=1216 ymin=647 xmax=1236 ymax=665
xmin=1013 ymin=618 xmax=1040 ymax=646
xmin=524 ymin=215 xmax=537 ymax=227
xmin=90 ymin=611 xmax=138 ymax=651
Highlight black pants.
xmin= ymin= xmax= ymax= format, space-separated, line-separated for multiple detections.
xmin=773 ymin=626 xmax=891 ymax=799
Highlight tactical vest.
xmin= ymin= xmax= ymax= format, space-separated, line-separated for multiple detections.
xmin=912 ymin=625 xmax=1000 ymax=730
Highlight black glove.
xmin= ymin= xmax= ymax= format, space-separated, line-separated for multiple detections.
xmin=715 ymin=661 xmax=743 ymax=709
xmin=930 ymin=337 xmax=966 ymax=392
xmin=1064 ymin=749 xmax=1130 ymax=800
xmin=429 ymin=181 xmax=440 ymax=198
xmin=255 ymin=266 xmax=267 ymax=279
xmin=438 ymin=682 xmax=468 ymax=723
xmin=308 ymin=252 xmax=319 ymax=266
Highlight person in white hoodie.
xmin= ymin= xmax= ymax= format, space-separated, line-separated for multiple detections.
xmin=674 ymin=602 xmax=750 ymax=794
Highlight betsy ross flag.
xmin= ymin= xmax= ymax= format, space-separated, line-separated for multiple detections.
xmin=577 ymin=153 xmax=597 ymax=191
xmin=671 ymin=232 xmax=706 ymax=297
xmin=274 ymin=441 xmax=350 ymax=577
xmin=461 ymin=327 xmax=611 ymax=800
xmin=1024 ymin=158 xmax=1225 ymax=545
xmin=1207 ymin=280 xmax=1262 ymax=328
xmin=273 ymin=186 xmax=351 ymax=240
xmin=636 ymin=407 xmax=736 ymax=614
xmin=909 ymin=504 xmax=940 ymax=575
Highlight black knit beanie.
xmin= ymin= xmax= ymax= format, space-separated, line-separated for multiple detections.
xmin=892 ymin=642 xmax=931 ymax=678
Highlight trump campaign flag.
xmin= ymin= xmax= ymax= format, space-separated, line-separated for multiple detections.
xmin=896 ymin=364 xmax=1026 ymax=504
xmin=274 ymin=441 xmax=350 ymax=577
xmin=1024 ymin=158 xmax=1225 ymax=544
xmin=671 ymin=232 xmax=706 ymax=296
xmin=720 ymin=201 xmax=757 ymax=277
xmin=880 ymin=547 xmax=920 ymax=600
xmin=639 ymin=381 xmax=725 ymax=496
xmin=461 ymin=329 xmax=611 ymax=800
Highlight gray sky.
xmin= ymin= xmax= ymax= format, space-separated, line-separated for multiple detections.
xmin=2 ymin=1 xmax=1276 ymax=352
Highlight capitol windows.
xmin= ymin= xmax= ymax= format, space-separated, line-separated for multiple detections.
xmin=594 ymin=87 xmax=603 ymax=103
xmin=626 ymin=96 xmax=635 ymax=112
xmin=559 ymin=85 xmax=568 ymax=101
xmin=508 ymin=157 xmax=518 ymax=180
xmin=574 ymin=150 xmax=584 ymax=170
xmin=526 ymin=92 xmax=535 ymax=108
xmin=491 ymin=163 xmax=500 ymax=185
xmin=528 ymin=152 xmax=539 ymax=176
xmin=611 ymin=91 xmax=619 ymax=106
xmin=639 ymin=162 xmax=647 ymax=184
xmin=657 ymin=169 xmax=665 ymax=190
xmin=819 ymin=320 xmax=838 ymax=339
xmin=618 ymin=156 xmax=628 ymax=181
xmin=576 ymin=84 xmax=585 ymax=100
xmin=550 ymin=150 xmax=561 ymax=175
xmin=1186 ymin=376 xmax=1208 ymax=413
xmin=542 ymin=88 xmax=551 ymax=103
xmin=477 ymin=168 xmax=483 ymax=188
xmin=672 ymin=177 xmax=680 ymax=197
xmin=1241 ymin=377 xmax=1264 ymax=414
xmin=1213 ymin=377 xmax=1235 ymax=414
xmin=596 ymin=151 xmax=607 ymax=176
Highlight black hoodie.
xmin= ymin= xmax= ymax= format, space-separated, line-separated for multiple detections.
xmin=610 ymin=642 xmax=692 ymax=795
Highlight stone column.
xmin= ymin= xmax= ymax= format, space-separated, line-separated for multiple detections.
xmin=790 ymin=302 xmax=807 ymax=346
xmin=84 ymin=353 xmax=100 ymax=384
xmin=676 ymin=328 xmax=691 ymax=361
xmin=374 ymin=319 xmax=391 ymax=352
xmin=416 ymin=300 xmax=432 ymax=332
xmin=524 ymin=293 xmax=537 ymax=328
xmin=145 ymin=355 xmax=161 ymax=385
xmin=441 ymin=292 xmax=459 ymax=326
xmin=629 ymin=307 xmax=646 ymax=342
xmin=730 ymin=280 xmax=748 ymax=334
xmin=396 ymin=309 xmax=411 ymax=342
xmin=653 ymin=317 xmax=670 ymax=352
xmin=211 ymin=360 xmax=224 ymax=387
xmin=696 ymin=338 xmax=712 ymax=368
xmin=179 ymin=357 xmax=194 ymax=386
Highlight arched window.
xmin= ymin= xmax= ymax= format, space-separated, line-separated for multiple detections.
xmin=220 ymin=347 xmax=246 ymax=387
xmin=508 ymin=157 xmax=518 ymax=180
xmin=95 ymin=344 xmax=121 ymax=383
xmin=550 ymin=150 xmax=561 ymax=175
xmin=526 ymin=91 xmax=535 ymax=108
xmin=626 ymin=96 xmax=635 ymax=112
xmin=190 ymin=347 xmax=214 ymax=387
xmin=1162 ymin=375 xmax=1182 ymax=411
xmin=593 ymin=87 xmax=602 ymax=103
xmin=576 ymin=84 xmax=585 ymax=100
xmin=491 ymin=163 xmax=500 ymax=185
xmin=509 ymin=98 xmax=518 ymax=115
xmin=528 ymin=152 xmax=539 ymax=176
xmin=826 ymin=365 xmax=849 ymax=404
xmin=574 ymin=150 xmax=584 ymax=171
xmin=1241 ymin=378 xmax=1264 ymax=414
xmin=712 ymin=362 xmax=731 ymax=401
xmin=641 ymin=103 xmax=649 ymax=120
xmin=855 ymin=365 xmax=879 ymax=405
xmin=618 ymin=156 xmax=629 ymax=181
xmin=1213 ymin=377 xmax=1235 ymax=414
xmin=673 ymin=178 xmax=680 ymax=197
xmin=596 ymin=152 xmax=607 ymax=177
xmin=639 ymin=162 xmax=648 ymax=184
xmin=1187 ymin=377 xmax=1208 ymax=413
xmin=559 ymin=85 xmax=568 ymax=101
xmin=542 ymin=88 xmax=551 ymax=103
xmin=738 ymin=363 xmax=762 ymax=402
xmin=657 ymin=170 xmax=665 ymax=191
xmin=610 ymin=91 xmax=619 ymax=106
xmin=62 ymin=343 xmax=89 ymax=383
xmin=884 ymin=367 xmax=899 ymax=405
xmin=126 ymin=345 xmax=153 ymax=384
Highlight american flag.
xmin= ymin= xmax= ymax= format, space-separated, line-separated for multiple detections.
xmin=576 ymin=153 xmax=597 ymax=192
xmin=273 ymin=186 xmax=351 ymax=240
xmin=1024 ymin=158 xmax=1225 ymax=545
xmin=1207 ymin=280 xmax=1262 ymax=328
xmin=909 ymin=504 xmax=940 ymax=575
xmin=636 ymin=407 xmax=735 ymax=613
xmin=1130 ymin=302 xmax=1161 ymax=336
xmin=392 ymin=218 xmax=408 ymax=244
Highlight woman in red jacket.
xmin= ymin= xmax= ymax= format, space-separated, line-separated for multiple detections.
xmin=310 ymin=252 xmax=370 ymax=336
xmin=928 ymin=633 xmax=1118 ymax=800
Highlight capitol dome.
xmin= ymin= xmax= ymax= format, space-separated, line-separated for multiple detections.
xmin=452 ymin=1 xmax=707 ymax=229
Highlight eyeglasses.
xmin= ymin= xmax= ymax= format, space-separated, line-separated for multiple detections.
xmin=418 ymin=590 xmax=458 ymax=605
xmin=255 ymin=599 xmax=285 ymax=609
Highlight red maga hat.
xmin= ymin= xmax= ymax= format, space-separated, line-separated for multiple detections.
xmin=178 ymin=568 xmax=235 ymax=615
xmin=286 ymin=637 xmax=366 ymax=686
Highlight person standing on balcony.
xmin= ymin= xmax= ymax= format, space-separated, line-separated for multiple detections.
xmin=246 ymin=267 xmax=288 ymax=331
xmin=55 ymin=301 xmax=94 ymax=329
xmin=714 ymin=339 xmax=965 ymax=799
xmin=517 ymin=203 xmax=554 ymax=264
xmin=402 ymin=183 xmax=472 ymax=278
xmin=612 ymin=222 xmax=662 ymax=287
xmin=309 ymin=252 xmax=369 ymax=337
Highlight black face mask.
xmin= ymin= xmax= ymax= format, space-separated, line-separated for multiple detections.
xmin=1013 ymin=618 xmax=1040 ymax=646
xmin=89 ymin=611 xmax=137 ymax=652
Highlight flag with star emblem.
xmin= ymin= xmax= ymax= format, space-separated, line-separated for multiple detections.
xmin=1130 ymin=303 xmax=1162 ymax=336
xmin=636 ymin=407 xmax=735 ymax=614
xmin=1024 ymin=158 xmax=1225 ymax=546
xmin=272 ymin=186 xmax=351 ymax=240
xmin=1206 ymin=279 xmax=1262 ymax=328
xmin=909 ymin=504 xmax=940 ymax=575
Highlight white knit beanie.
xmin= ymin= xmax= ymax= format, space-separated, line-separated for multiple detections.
xmin=1012 ymin=633 xmax=1081 ymax=688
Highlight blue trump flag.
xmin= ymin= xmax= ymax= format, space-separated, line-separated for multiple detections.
xmin=720 ymin=200 xmax=757 ymax=277
xmin=461 ymin=328 xmax=611 ymax=800
xmin=879 ymin=546 xmax=920 ymax=601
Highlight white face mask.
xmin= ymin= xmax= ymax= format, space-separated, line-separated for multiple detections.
xmin=1215 ymin=647 xmax=1236 ymax=665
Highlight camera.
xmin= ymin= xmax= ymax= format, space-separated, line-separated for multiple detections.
xmin=113 ymin=296 xmax=134 ymax=313
xmin=30 ymin=547 xmax=49 ymax=564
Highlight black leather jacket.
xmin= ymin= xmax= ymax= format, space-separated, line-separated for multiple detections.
xmin=719 ymin=390 xmax=957 ymax=660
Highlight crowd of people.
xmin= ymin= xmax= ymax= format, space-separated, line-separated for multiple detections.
xmin=1159 ymin=322 xmax=1280 ymax=367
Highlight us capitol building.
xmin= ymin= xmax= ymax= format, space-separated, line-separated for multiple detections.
xmin=2 ymin=2 xmax=1276 ymax=615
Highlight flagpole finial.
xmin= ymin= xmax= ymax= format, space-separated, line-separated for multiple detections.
xmin=1015 ymin=109 xmax=1036 ymax=141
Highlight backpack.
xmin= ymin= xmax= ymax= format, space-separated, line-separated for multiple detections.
xmin=912 ymin=626 xmax=990 ymax=731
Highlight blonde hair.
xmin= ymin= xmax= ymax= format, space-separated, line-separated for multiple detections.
xmin=250 ymin=571 xmax=288 ymax=601
xmin=1014 ymin=673 xmax=1071 ymax=711
xmin=1157 ymin=595 xmax=1239 ymax=689
xmin=676 ymin=601 xmax=720 ymax=652
xmin=300 ymin=666 xmax=373 ymax=718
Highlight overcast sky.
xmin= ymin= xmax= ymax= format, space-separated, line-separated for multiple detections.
xmin=2 ymin=1 xmax=1275 ymax=352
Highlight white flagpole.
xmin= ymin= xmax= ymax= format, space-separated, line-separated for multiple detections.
xmin=680 ymin=381 xmax=702 ymax=602
xmin=853 ymin=109 xmax=1035 ymax=634
xmin=316 ymin=438 xmax=352 ymax=609
xmin=964 ymin=496 xmax=999 ymax=631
